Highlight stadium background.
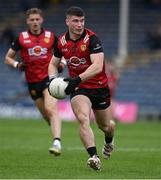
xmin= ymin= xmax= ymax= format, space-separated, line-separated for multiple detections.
xmin=0 ymin=0 xmax=161 ymax=179
xmin=0 ymin=0 xmax=161 ymax=121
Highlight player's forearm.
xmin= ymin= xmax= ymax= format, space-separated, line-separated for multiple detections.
xmin=5 ymin=49 xmax=17 ymax=68
xmin=48 ymin=56 xmax=60 ymax=79
xmin=79 ymin=53 xmax=104 ymax=82
xmin=48 ymin=63 xmax=58 ymax=79
xmin=79 ymin=63 xmax=102 ymax=82
xmin=5 ymin=56 xmax=18 ymax=68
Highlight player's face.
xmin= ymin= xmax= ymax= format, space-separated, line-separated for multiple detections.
xmin=66 ymin=15 xmax=85 ymax=39
xmin=26 ymin=14 xmax=43 ymax=34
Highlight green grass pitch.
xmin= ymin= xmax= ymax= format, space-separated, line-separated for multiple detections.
xmin=0 ymin=118 xmax=161 ymax=179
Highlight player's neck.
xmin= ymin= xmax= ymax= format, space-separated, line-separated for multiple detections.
xmin=69 ymin=32 xmax=81 ymax=41
xmin=30 ymin=29 xmax=42 ymax=35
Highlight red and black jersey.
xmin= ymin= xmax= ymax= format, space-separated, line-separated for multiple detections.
xmin=11 ymin=29 xmax=57 ymax=83
xmin=54 ymin=28 xmax=108 ymax=89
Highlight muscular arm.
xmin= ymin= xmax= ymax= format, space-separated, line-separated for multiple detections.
xmin=79 ymin=34 xmax=104 ymax=82
xmin=48 ymin=55 xmax=61 ymax=78
xmin=79 ymin=52 xmax=104 ymax=82
xmin=5 ymin=48 xmax=18 ymax=68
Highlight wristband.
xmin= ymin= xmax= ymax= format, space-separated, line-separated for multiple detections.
xmin=13 ymin=61 xmax=19 ymax=68
xmin=60 ymin=59 xmax=67 ymax=65
xmin=49 ymin=74 xmax=58 ymax=80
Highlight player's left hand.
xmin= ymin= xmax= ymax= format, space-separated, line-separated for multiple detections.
xmin=64 ymin=76 xmax=81 ymax=95
xmin=17 ymin=62 xmax=26 ymax=71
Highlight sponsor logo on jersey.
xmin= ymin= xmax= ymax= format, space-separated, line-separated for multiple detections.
xmin=93 ymin=43 xmax=102 ymax=51
xmin=67 ymin=56 xmax=86 ymax=66
xmin=28 ymin=46 xmax=47 ymax=56
xmin=44 ymin=37 xmax=50 ymax=43
xmin=62 ymin=48 xmax=68 ymax=52
xmin=24 ymin=40 xmax=31 ymax=43
xmin=80 ymin=45 xmax=86 ymax=51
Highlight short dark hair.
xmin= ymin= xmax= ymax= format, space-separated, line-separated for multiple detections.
xmin=26 ymin=8 xmax=43 ymax=18
xmin=66 ymin=6 xmax=85 ymax=17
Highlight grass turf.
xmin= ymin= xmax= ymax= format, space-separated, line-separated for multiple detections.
xmin=0 ymin=118 xmax=161 ymax=179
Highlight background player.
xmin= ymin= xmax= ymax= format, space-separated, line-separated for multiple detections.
xmin=5 ymin=8 xmax=65 ymax=156
xmin=105 ymin=59 xmax=120 ymax=120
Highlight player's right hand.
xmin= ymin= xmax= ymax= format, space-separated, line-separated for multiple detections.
xmin=16 ymin=62 xmax=26 ymax=71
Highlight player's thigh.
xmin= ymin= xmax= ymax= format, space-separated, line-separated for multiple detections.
xmin=71 ymin=95 xmax=92 ymax=123
xmin=43 ymin=89 xmax=58 ymax=112
xmin=94 ymin=107 xmax=112 ymax=127
xmin=35 ymin=97 xmax=46 ymax=117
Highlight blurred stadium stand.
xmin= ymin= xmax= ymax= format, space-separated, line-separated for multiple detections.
xmin=115 ymin=52 xmax=161 ymax=119
xmin=0 ymin=0 xmax=161 ymax=120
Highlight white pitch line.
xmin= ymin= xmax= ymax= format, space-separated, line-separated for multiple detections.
xmin=65 ymin=147 xmax=161 ymax=152
xmin=116 ymin=148 xmax=161 ymax=152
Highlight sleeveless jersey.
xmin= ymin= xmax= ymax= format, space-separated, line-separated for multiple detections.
xmin=18 ymin=30 xmax=55 ymax=83
xmin=58 ymin=28 xmax=108 ymax=89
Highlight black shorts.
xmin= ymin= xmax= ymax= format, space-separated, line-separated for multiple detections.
xmin=27 ymin=77 xmax=49 ymax=100
xmin=70 ymin=86 xmax=111 ymax=110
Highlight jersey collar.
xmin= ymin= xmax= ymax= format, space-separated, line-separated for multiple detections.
xmin=65 ymin=29 xmax=86 ymax=42
xmin=28 ymin=28 xmax=44 ymax=36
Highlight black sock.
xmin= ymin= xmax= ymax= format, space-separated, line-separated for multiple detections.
xmin=105 ymin=135 xmax=113 ymax=144
xmin=86 ymin=146 xmax=98 ymax=157
xmin=54 ymin=137 xmax=61 ymax=141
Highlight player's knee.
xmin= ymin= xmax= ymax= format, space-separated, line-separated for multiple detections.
xmin=107 ymin=120 xmax=116 ymax=133
xmin=77 ymin=113 xmax=87 ymax=121
xmin=77 ymin=113 xmax=90 ymax=126
xmin=110 ymin=120 xmax=116 ymax=131
xmin=98 ymin=120 xmax=115 ymax=133
xmin=98 ymin=124 xmax=109 ymax=133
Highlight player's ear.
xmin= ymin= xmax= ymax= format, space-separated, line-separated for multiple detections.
xmin=66 ymin=18 xmax=69 ymax=26
xmin=26 ymin=18 xmax=29 ymax=25
xmin=41 ymin=17 xmax=44 ymax=24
